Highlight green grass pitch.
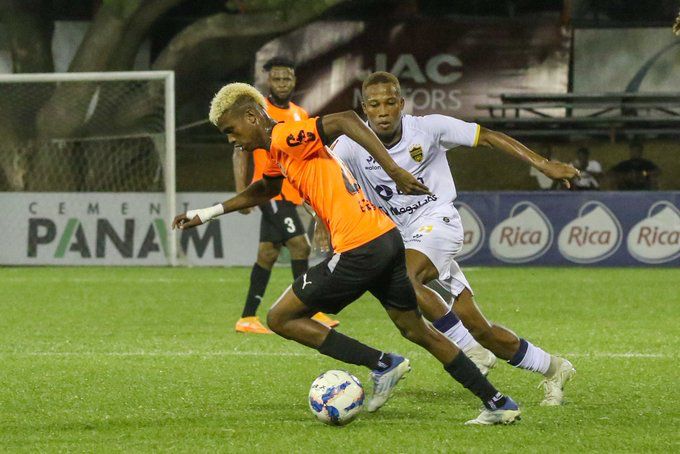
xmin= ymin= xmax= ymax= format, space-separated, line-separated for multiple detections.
xmin=1 ymin=266 xmax=678 ymax=452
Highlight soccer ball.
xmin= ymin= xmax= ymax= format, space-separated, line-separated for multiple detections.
xmin=308 ymin=370 xmax=365 ymax=426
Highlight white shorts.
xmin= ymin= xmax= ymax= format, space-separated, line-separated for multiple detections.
xmin=401 ymin=214 xmax=472 ymax=299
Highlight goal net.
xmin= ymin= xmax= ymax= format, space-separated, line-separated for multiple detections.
xmin=0 ymin=71 xmax=177 ymax=266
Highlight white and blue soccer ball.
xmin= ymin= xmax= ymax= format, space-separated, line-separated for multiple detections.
xmin=308 ymin=370 xmax=364 ymax=426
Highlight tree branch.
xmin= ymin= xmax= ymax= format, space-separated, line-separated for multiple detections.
xmin=108 ymin=0 xmax=189 ymax=70
xmin=152 ymin=0 xmax=346 ymax=70
xmin=0 ymin=0 xmax=54 ymax=73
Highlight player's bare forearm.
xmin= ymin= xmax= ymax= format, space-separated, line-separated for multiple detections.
xmin=477 ymin=127 xmax=547 ymax=169
xmin=322 ymin=111 xmax=400 ymax=174
xmin=172 ymin=179 xmax=281 ymax=230
xmin=322 ymin=111 xmax=430 ymax=194
xmin=232 ymin=145 xmax=250 ymax=193
xmin=222 ymin=178 xmax=282 ymax=214
xmin=477 ymin=127 xmax=579 ymax=184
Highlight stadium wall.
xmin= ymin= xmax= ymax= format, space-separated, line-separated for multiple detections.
xmin=1 ymin=192 xmax=678 ymax=267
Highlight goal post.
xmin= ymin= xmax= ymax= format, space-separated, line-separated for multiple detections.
xmin=0 ymin=71 xmax=177 ymax=266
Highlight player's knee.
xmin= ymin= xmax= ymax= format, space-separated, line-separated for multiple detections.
xmin=406 ymin=269 xmax=422 ymax=287
xmin=394 ymin=319 xmax=425 ymax=344
xmin=290 ymin=239 xmax=311 ymax=258
xmin=266 ymin=310 xmax=285 ymax=336
xmin=258 ymin=245 xmax=279 ymax=267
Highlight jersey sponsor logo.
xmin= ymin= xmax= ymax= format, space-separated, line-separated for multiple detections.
xmin=409 ymin=144 xmax=424 ymax=162
xmin=626 ymin=201 xmax=680 ymax=264
xmin=454 ymin=202 xmax=485 ymax=261
xmin=489 ymin=202 xmax=553 ymax=263
xmin=364 ymin=156 xmax=382 ymax=171
xmin=388 ymin=194 xmax=438 ymax=216
xmin=286 ymin=130 xmax=316 ymax=147
xmin=558 ymin=202 xmax=622 ymax=264
xmin=375 ymin=184 xmax=394 ymax=201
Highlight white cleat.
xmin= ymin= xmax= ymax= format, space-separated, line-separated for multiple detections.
xmin=366 ymin=354 xmax=411 ymax=413
xmin=466 ymin=344 xmax=497 ymax=376
xmin=539 ymin=357 xmax=576 ymax=406
xmin=465 ymin=396 xmax=521 ymax=426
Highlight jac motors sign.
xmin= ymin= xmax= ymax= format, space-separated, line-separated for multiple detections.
xmin=256 ymin=18 xmax=569 ymax=118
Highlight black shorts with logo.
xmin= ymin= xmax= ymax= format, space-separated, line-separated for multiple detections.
xmin=291 ymin=228 xmax=418 ymax=314
xmin=259 ymin=200 xmax=306 ymax=244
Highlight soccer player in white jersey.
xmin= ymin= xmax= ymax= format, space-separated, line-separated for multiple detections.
xmin=328 ymin=71 xmax=579 ymax=410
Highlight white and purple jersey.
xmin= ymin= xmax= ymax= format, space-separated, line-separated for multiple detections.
xmin=331 ymin=114 xmax=480 ymax=229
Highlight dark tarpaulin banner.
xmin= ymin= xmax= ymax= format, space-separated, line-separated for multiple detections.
xmin=255 ymin=18 xmax=569 ymax=119
xmin=574 ymin=28 xmax=680 ymax=93
xmin=455 ymin=191 xmax=680 ymax=266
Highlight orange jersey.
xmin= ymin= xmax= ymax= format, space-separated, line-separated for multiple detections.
xmin=251 ymin=99 xmax=308 ymax=204
xmin=263 ymin=117 xmax=395 ymax=253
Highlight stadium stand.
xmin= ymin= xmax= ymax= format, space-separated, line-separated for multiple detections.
xmin=475 ymin=92 xmax=680 ymax=138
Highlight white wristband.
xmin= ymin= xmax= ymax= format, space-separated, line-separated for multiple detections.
xmin=186 ymin=204 xmax=224 ymax=224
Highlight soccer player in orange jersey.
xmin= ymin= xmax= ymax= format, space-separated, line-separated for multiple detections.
xmin=232 ymin=56 xmax=338 ymax=334
xmin=172 ymin=83 xmax=521 ymax=424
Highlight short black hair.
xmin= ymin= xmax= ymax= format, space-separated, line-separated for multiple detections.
xmin=263 ymin=56 xmax=295 ymax=71
xmin=362 ymin=71 xmax=401 ymax=96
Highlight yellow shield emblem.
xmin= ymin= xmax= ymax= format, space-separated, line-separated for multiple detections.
xmin=409 ymin=144 xmax=424 ymax=162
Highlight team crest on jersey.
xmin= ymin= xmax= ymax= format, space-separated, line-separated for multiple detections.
xmin=409 ymin=144 xmax=424 ymax=162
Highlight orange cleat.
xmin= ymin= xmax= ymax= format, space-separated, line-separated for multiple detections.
xmin=235 ymin=316 xmax=273 ymax=334
xmin=311 ymin=312 xmax=340 ymax=328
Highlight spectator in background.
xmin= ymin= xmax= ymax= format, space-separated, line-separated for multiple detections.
xmin=570 ymin=147 xmax=602 ymax=190
xmin=610 ymin=140 xmax=660 ymax=190
xmin=530 ymin=147 xmax=558 ymax=190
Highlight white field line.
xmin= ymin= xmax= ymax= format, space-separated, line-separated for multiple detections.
xmin=1 ymin=277 xmax=243 ymax=284
xmin=0 ymin=350 xmax=672 ymax=359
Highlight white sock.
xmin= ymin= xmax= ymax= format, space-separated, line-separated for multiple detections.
xmin=443 ymin=320 xmax=480 ymax=353
xmin=513 ymin=339 xmax=552 ymax=375
xmin=432 ymin=309 xmax=481 ymax=353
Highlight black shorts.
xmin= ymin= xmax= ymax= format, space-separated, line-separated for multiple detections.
xmin=259 ymin=200 xmax=306 ymax=244
xmin=291 ymin=228 xmax=417 ymax=314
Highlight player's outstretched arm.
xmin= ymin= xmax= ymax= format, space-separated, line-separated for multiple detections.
xmin=476 ymin=127 xmax=580 ymax=188
xmin=172 ymin=178 xmax=283 ymax=230
xmin=321 ymin=111 xmax=430 ymax=195
xmin=232 ymin=144 xmax=253 ymax=214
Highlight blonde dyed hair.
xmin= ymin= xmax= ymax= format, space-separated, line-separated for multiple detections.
xmin=209 ymin=82 xmax=266 ymax=125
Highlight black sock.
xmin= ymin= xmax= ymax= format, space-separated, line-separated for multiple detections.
xmin=317 ymin=329 xmax=383 ymax=370
xmin=241 ymin=263 xmax=271 ymax=318
xmin=375 ymin=352 xmax=393 ymax=372
xmin=445 ymin=352 xmax=507 ymax=410
xmin=291 ymin=259 xmax=308 ymax=279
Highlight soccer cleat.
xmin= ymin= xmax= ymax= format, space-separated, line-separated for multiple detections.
xmin=366 ymin=354 xmax=411 ymax=413
xmin=235 ymin=316 xmax=273 ymax=334
xmin=465 ymin=396 xmax=521 ymax=426
xmin=465 ymin=344 xmax=497 ymax=376
xmin=311 ymin=312 xmax=340 ymax=328
xmin=539 ymin=357 xmax=576 ymax=406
